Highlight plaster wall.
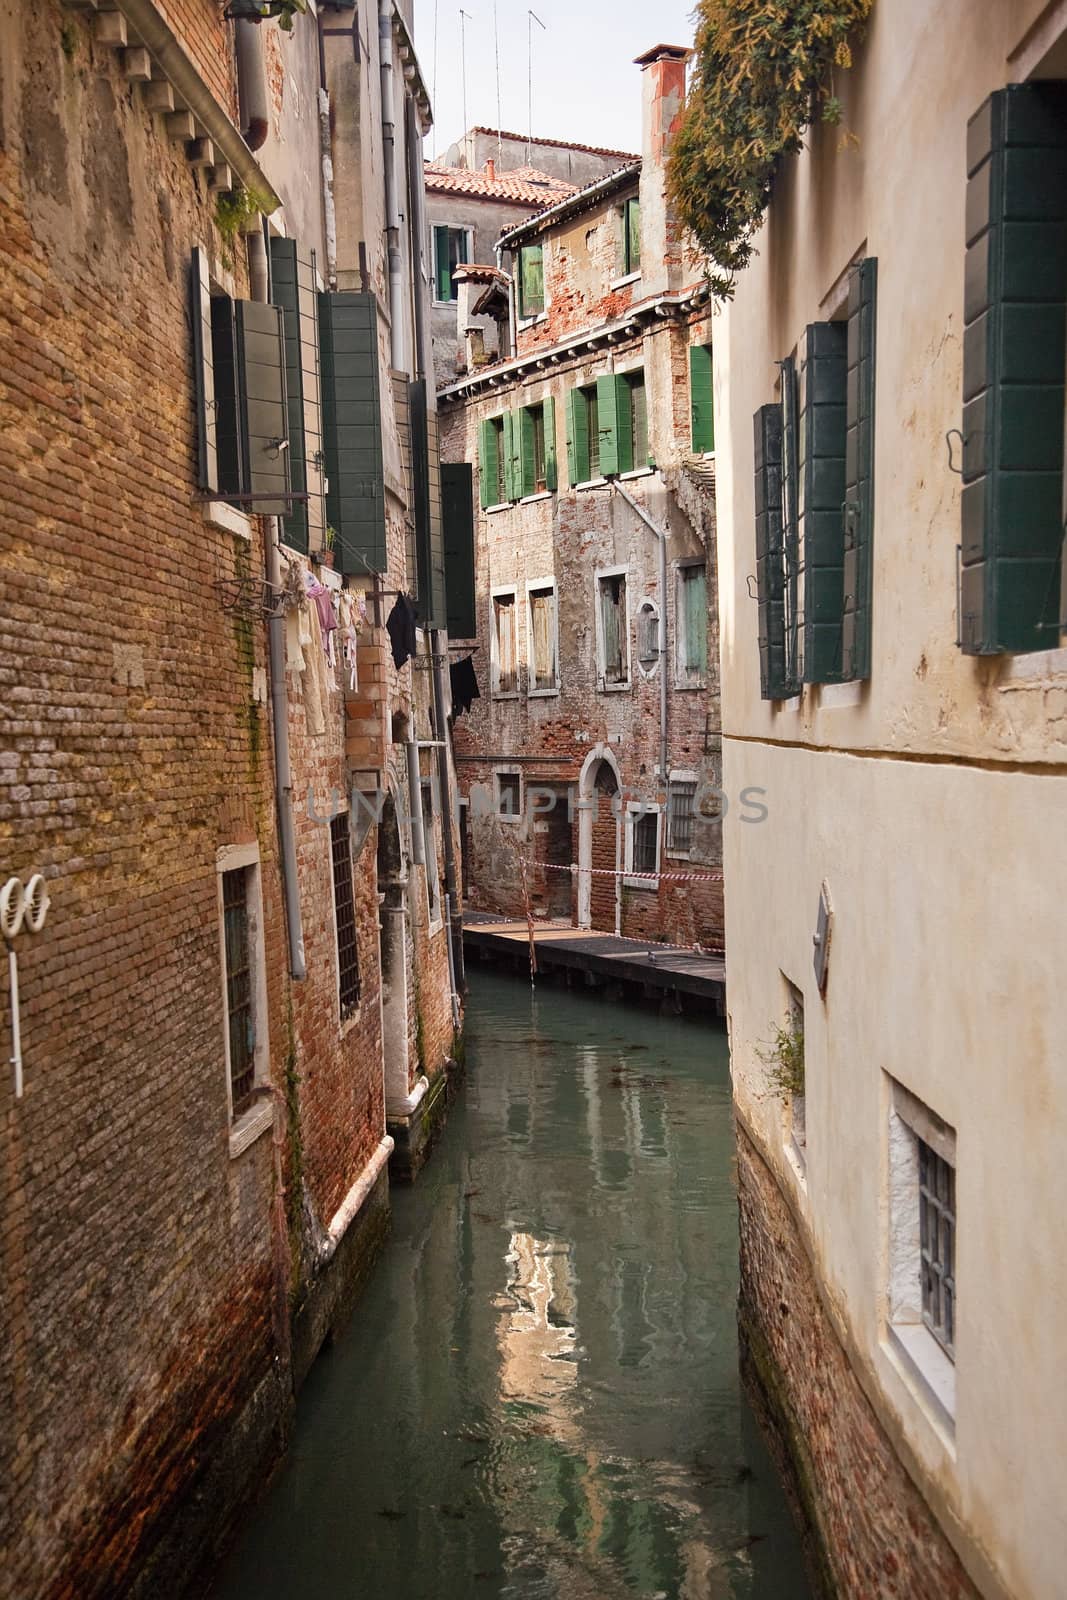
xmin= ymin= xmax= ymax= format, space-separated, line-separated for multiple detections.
xmin=437 ymin=129 xmax=635 ymax=187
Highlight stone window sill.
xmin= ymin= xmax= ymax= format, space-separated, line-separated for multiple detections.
xmin=576 ymin=477 xmax=609 ymax=492
xmin=518 ymin=311 xmax=548 ymax=329
xmin=229 ymin=1099 xmax=274 ymax=1159
xmin=203 ymin=500 xmax=254 ymax=541
xmin=619 ymin=467 xmax=655 ymax=482
xmin=673 ymin=680 xmax=706 ymax=693
xmin=597 ymin=680 xmax=631 ymax=694
xmin=528 ymin=686 xmax=560 ymax=699
xmin=519 ymin=491 xmax=553 ymax=504
xmin=492 ymin=690 xmax=520 ymax=701
xmin=885 ymin=1322 xmax=956 ymax=1440
xmin=485 ymin=501 xmax=513 ymax=514
xmin=622 ymin=875 xmax=658 ymax=891
xmin=610 ymin=270 xmax=642 ymax=290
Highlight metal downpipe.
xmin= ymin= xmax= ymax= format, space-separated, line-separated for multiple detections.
xmin=379 ymin=0 xmax=406 ymax=371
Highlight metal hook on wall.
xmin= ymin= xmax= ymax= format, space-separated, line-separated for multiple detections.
xmin=946 ymin=429 xmax=966 ymax=476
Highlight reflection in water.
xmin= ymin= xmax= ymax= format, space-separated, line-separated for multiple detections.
xmin=210 ymin=971 xmax=812 ymax=1600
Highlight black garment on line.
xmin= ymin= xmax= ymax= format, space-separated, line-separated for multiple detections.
xmin=450 ymin=655 xmax=480 ymax=717
xmin=386 ymin=593 xmax=419 ymax=668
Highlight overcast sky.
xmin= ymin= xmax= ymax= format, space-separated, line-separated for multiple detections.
xmin=413 ymin=0 xmax=699 ymax=159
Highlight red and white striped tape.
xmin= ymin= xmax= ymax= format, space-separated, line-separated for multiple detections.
xmin=540 ymin=862 xmax=723 ymax=885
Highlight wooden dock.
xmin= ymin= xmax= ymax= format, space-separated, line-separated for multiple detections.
xmin=463 ymin=913 xmax=726 ymax=1015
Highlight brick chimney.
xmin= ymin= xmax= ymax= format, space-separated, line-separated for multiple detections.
xmin=485 ymin=158 xmax=496 ymax=181
xmin=633 ymin=43 xmax=689 ymax=295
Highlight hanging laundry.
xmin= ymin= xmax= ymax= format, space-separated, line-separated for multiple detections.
xmin=450 ymin=655 xmax=480 ymax=717
xmin=338 ymin=591 xmax=360 ymax=693
xmin=386 ymin=593 xmax=418 ymax=669
xmin=305 ymin=574 xmax=339 ymax=666
xmin=300 ymin=596 xmax=330 ymax=735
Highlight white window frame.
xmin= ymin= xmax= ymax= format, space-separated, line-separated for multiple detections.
xmin=594 ymin=564 xmax=631 ymax=692
xmin=623 ymin=801 xmax=662 ymax=890
xmin=674 ymin=557 xmax=708 ymax=688
xmin=884 ymin=1077 xmax=957 ymax=1433
xmin=494 ymin=768 xmax=523 ymax=824
xmin=421 ymin=777 xmax=444 ymax=931
xmin=216 ymin=842 xmax=273 ymax=1157
xmin=490 ymin=584 xmax=520 ymax=698
xmin=665 ymin=768 xmax=698 ymax=860
xmin=526 ymin=577 xmax=559 ymax=696
xmin=432 ymin=224 xmax=474 ymax=307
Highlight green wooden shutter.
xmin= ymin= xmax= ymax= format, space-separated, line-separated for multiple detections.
xmin=519 ymin=406 xmax=536 ymax=497
xmin=596 ymin=373 xmax=623 ymax=478
xmin=754 ymin=404 xmax=789 ymax=700
xmin=519 ymin=244 xmax=544 ymax=317
xmin=565 ymin=388 xmax=587 ymax=485
xmin=442 ymin=462 xmax=476 ymax=638
xmin=842 ymin=258 xmax=877 ymax=680
xmin=961 ymin=84 xmax=1067 ymax=654
xmin=319 ymin=290 xmax=386 ymax=575
xmin=502 ymin=409 xmax=521 ymax=502
xmin=271 ymin=236 xmax=324 ymax=555
xmin=781 ymin=355 xmax=801 ymax=690
xmin=797 ymin=321 xmax=847 ymax=682
xmin=690 ymin=344 xmax=714 ymax=454
xmin=435 ymin=225 xmax=452 ymax=303
xmin=235 ymin=300 xmax=291 ymax=516
xmin=478 ymin=418 xmax=494 ymax=510
xmin=211 ymin=294 xmax=243 ymax=497
xmin=191 ymin=247 xmax=218 ymax=493
xmin=543 ymin=396 xmax=558 ymax=491
xmin=410 ymin=379 xmax=447 ymax=628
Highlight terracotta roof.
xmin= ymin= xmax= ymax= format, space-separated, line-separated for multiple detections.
xmin=497 ymin=161 xmax=642 ymax=247
xmin=452 ymin=263 xmax=506 ymax=284
xmin=424 ymin=163 xmax=577 ymax=205
xmin=468 ymin=126 xmax=639 ymax=161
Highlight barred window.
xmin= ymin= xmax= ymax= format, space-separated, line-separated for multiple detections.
xmin=667 ymin=781 xmax=697 ymax=854
xmin=919 ymin=1140 xmax=956 ymax=1359
xmin=632 ymin=810 xmax=659 ymax=874
xmin=330 ymin=812 xmax=361 ymax=1019
xmin=222 ymin=868 xmax=255 ymax=1118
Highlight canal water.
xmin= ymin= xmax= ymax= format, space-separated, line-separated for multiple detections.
xmin=211 ymin=970 xmax=812 ymax=1600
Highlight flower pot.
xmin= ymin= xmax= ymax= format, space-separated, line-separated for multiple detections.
xmin=316 ymin=549 xmax=335 ymax=570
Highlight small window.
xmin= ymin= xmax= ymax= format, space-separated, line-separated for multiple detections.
xmin=492 ymin=590 xmax=518 ymax=694
xmin=624 ymin=197 xmax=641 ymax=275
xmin=584 ymin=385 xmax=601 ymax=479
xmin=636 ymin=599 xmax=659 ymax=673
xmin=490 ymin=416 xmax=506 ymax=506
xmin=919 ymin=1141 xmax=956 ymax=1359
xmin=330 ymin=812 xmax=361 ymax=1019
xmin=632 ymin=812 xmax=658 ymax=872
xmin=597 ymin=572 xmax=627 ymax=687
xmin=530 ymin=405 xmax=546 ymax=493
xmin=666 ymin=780 xmax=696 ymax=854
xmin=528 ymin=583 xmax=558 ymax=693
xmin=519 ymin=243 xmax=545 ymax=318
xmin=676 ymin=562 xmax=708 ymax=683
xmin=497 ymin=771 xmax=521 ymax=819
xmin=222 ymin=868 xmax=256 ymax=1118
xmin=624 ymin=370 xmax=648 ymax=469
xmin=434 ymin=225 xmax=469 ymax=303
xmin=421 ymin=779 xmax=442 ymax=925
xmin=624 ymin=803 xmax=661 ymax=888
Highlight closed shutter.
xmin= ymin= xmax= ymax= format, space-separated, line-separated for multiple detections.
xmin=797 ymin=321 xmax=847 ymax=683
xmin=543 ymin=396 xmax=558 ymax=491
xmin=596 ymin=373 xmax=623 ymax=478
xmin=565 ymin=388 xmax=588 ymax=485
xmin=434 ymin=225 xmax=452 ymax=303
xmin=442 ymin=462 xmax=476 ymax=637
xmin=235 ymin=300 xmax=291 ymax=516
xmin=754 ymin=403 xmax=787 ymax=700
xmin=319 ymin=290 xmax=386 ymax=575
xmin=690 ymin=344 xmax=714 ymax=454
xmin=960 ymin=84 xmax=1067 ymax=655
xmin=211 ymin=295 xmax=244 ymax=497
xmin=781 ymin=355 xmax=801 ymax=690
xmin=519 ymin=244 xmax=544 ymax=317
xmin=842 ymin=257 xmax=877 ymax=680
xmin=191 ymin=247 xmax=218 ymax=493
xmin=271 ymin=236 xmax=324 ymax=555
xmin=410 ymin=379 xmax=447 ymax=628
xmin=681 ymin=564 xmax=707 ymax=673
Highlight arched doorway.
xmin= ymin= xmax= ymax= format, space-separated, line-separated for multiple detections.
xmin=577 ymin=746 xmax=621 ymax=933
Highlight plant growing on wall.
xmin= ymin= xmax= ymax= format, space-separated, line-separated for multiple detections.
xmin=224 ymin=0 xmax=308 ymax=33
xmin=757 ymin=1011 xmax=805 ymax=1100
xmin=667 ymin=0 xmax=874 ymax=296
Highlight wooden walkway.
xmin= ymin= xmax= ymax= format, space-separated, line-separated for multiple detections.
xmin=463 ymin=912 xmax=726 ymax=1015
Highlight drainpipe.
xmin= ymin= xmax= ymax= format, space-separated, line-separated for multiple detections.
xmin=406 ymin=739 xmax=425 ymax=866
xmin=379 ymin=0 xmax=406 ymax=371
xmin=612 ymin=477 xmax=669 ymax=790
xmin=235 ymin=19 xmax=269 ymax=151
xmin=250 ymin=225 xmax=306 ymax=979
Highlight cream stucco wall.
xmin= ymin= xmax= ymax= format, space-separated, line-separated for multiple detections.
xmin=717 ymin=2 xmax=1067 ymax=1597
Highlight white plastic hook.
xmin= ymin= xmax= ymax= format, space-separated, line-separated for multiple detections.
xmin=4 ymin=872 xmax=50 ymax=1100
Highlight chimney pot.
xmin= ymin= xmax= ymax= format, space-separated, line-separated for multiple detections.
xmin=485 ymin=158 xmax=496 ymax=181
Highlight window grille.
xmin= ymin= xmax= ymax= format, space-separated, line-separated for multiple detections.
xmin=330 ymin=812 xmax=361 ymax=1019
xmin=919 ymin=1139 xmax=956 ymax=1359
xmin=632 ymin=810 xmax=659 ymax=874
xmin=667 ymin=781 xmax=696 ymax=853
xmin=222 ymin=868 xmax=255 ymax=1118
xmin=498 ymin=773 xmax=521 ymax=817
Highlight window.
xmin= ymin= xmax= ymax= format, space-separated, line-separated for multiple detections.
xmin=624 ymin=803 xmax=661 ymax=888
xmin=690 ymin=344 xmax=714 ymax=454
xmin=666 ymin=778 xmax=696 ymax=854
xmin=519 ymin=399 xmax=557 ymax=496
xmin=222 ymin=868 xmax=255 ymax=1118
xmin=421 ymin=779 xmax=442 ymax=925
xmin=330 ymin=812 xmax=361 ymax=1019
xmin=434 ymin=224 xmax=469 ymax=303
xmin=530 ymin=405 xmax=546 ymax=492
xmin=527 ymin=581 xmax=559 ymax=693
xmin=887 ymin=1079 xmax=957 ymax=1425
xmin=596 ymin=571 xmax=628 ymax=687
xmin=496 ymin=771 xmax=521 ymax=819
xmin=636 ymin=599 xmax=659 ymax=673
xmin=585 ymin=386 xmax=601 ymax=479
xmin=479 ymin=414 xmax=508 ymax=509
xmin=518 ymin=243 xmax=545 ymax=318
xmin=567 ymin=375 xmax=649 ymax=484
xmin=676 ymin=561 xmax=708 ymax=684
xmin=217 ymin=843 xmax=271 ymax=1151
xmin=623 ymin=197 xmax=641 ymax=275
xmin=623 ymin=370 xmax=648 ymax=470
xmin=492 ymin=589 xmax=518 ymax=694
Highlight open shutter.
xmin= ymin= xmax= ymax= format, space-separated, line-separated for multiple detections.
xmin=478 ymin=419 xmax=492 ymax=510
xmin=235 ymin=300 xmax=290 ymax=516
xmin=271 ymin=236 xmax=324 ymax=555
xmin=961 ymin=84 xmax=1067 ymax=654
xmin=543 ymin=396 xmax=558 ymax=491
xmin=519 ymin=407 xmax=535 ymax=498
xmin=211 ymin=295 xmax=243 ymax=497
xmin=434 ymin=225 xmax=452 ymax=302
xmin=842 ymin=258 xmax=877 ymax=680
xmin=565 ymin=388 xmax=586 ymax=485
xmin=613 ymin=374 xmax=635 ymax=475
xmin=319 ymin=291 xmax=386 ymax=575
xmin=690 ymin=344 xmax=714 ymax=454
xmin=754 ymin=404 xmax=788 ymax=700
xmin=797 ymin=321 xmax=847 ymax=683
xmin=191 ymin=247 xmax=218 ymax=493
xmin=410 ymin=379 xmax=447 ymax=628
xmin=502 ymin=410 xmax=518 ymax=502
xmin=596 ymin=373 xmax=623 ymax=478
xmin=442 ymin=462 xmax=476 ymax=637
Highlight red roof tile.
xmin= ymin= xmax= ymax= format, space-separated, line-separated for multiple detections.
xmin=424 ymin=164 xmax=578 ymax=205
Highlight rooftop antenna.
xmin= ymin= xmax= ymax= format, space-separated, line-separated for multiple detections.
xmin=459 ymin=9 xmax=473 ymax=166
xmin=527 ymin=9 xmax=545 ymax=165
xmin=494 ymin=0 xmax=502 ymax=159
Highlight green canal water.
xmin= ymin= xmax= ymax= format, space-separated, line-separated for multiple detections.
xmin=211 ymin=970 xmax=812 ymax=1600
